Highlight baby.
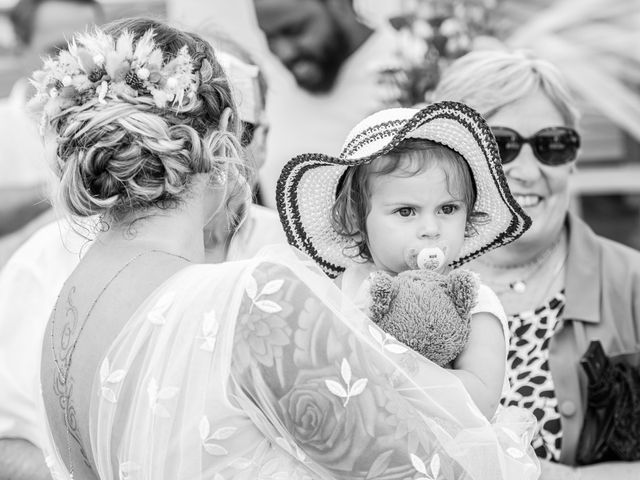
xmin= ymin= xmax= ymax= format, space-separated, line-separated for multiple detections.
xmin=276 ymin=102 xmax=531 ymax=419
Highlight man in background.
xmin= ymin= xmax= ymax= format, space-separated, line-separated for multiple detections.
xmin=253 ymin=0 xmax=403 ymax=207
xmin=166 ymin=0 xmax=403 ymax=207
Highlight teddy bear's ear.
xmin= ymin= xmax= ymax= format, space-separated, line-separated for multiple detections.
xmin=445 ymin=269 xmax=479 ymax=318
xmin=368 ymin=271 xmax=398 ymax=323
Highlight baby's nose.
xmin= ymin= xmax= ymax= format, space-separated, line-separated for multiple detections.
xmin=418 ymin=218 xmax=440 ymax=238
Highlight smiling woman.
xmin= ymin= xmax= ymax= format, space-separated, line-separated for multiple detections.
xmin=431 ymin=49 xmax=640 ymax=476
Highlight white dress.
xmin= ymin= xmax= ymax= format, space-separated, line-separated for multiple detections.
xmin=41 ymin=246 xmax=539 ymax=480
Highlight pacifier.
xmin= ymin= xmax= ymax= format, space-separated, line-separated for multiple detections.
xmin=405 ymin=247 xmax=447 ymax=271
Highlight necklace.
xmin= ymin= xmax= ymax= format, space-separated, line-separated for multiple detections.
xmin=49 ymin=249 xmax=191 ymax=479
xmin=480 ymin=237 xmax=565 ymax=294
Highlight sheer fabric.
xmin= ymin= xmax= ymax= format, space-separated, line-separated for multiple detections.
xmin=42 ymin=246 xmax=539 ymax=479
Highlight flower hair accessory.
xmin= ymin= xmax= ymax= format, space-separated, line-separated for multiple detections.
xmin=30 ymin=28 xmax=199 ymax=128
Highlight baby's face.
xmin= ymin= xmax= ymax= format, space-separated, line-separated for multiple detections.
xmin=364 ymin=164 xmax=468 ymax=274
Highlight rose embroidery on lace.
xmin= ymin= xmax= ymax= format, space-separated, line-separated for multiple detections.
xmin=277 ymin=364 xmax=377 ymax=473
xmin=235 ymin=274 xmax=292 ymax=370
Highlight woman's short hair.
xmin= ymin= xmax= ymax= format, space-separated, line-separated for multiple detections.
xmin=331 ymin=138 xmax=488 ymax=262
xmin=39 ymin=17 xmax=248 ymax=223
xmin=431 ymin=49 xmax=579 ymax=128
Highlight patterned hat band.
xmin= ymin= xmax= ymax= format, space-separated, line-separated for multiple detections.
xmin=277 ymin=101 xmax=531 ymax=278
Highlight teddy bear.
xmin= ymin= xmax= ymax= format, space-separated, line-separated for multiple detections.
xmin=367 ymin=267 xmax=478 ymax=367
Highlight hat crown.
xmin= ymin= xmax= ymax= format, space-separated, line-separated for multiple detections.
xmin=341 ymin=108 xmax=418 ymax=159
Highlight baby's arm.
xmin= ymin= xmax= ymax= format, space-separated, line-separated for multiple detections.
xmin=448 ymin=311 xmax=506 ymax=419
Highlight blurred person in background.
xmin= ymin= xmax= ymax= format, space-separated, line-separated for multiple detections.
xmin=167 ymin=0 xmax=409 ymax=207
xmin=0 ymin=0 xmax=103 ymax=266
xmin=0 ymin=25 xmax=285 ymax=480
xmin=431 ymin=49 xmax=640 ymax=479
xmin=252 ymin=0 xmax=405 ymax=207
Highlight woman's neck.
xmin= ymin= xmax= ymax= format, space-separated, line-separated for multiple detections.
xmin=477 ymin=232 xmax=564 ymax=269
xmin=470 ymin=228 xmax=569 ymax=314
xmin=94 ymin=203 xmax=206 ymax=263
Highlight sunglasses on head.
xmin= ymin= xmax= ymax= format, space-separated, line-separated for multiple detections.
xmin=491 ymin=126 xmax=581 ymax=166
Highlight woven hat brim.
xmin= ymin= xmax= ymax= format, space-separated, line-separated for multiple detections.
xmin=277 ymin=101 xmax=531 ymax=278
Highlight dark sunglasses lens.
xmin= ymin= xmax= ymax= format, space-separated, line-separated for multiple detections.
xmin=533 ymin=128 xmax=580 ymax=165
xmin=492 ymin=129 xmax=521 ymax=164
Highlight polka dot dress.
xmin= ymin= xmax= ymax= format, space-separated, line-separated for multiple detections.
xmin=500 ymin=290 xmax=566 ymax=462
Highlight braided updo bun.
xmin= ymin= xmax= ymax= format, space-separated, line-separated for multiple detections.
xmin=34 ymin=17 xmax=245 ymax=222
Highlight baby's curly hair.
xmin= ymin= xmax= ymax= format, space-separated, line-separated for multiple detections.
xmin=331 ymin=138 xmax=489 ymax=262
xmin=42 ymin=17 xmax=250 ymax=223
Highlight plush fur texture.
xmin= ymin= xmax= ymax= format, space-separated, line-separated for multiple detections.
xmin=368 ymin=269 xmax=479 ymax=366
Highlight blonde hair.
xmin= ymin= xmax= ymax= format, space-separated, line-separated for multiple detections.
xmin=44 ymin=17 xmax=250 ymax=224
xmin=431 ymin=50 xmax=579 ymax=127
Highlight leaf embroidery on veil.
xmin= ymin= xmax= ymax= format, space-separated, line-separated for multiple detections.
xmin=411 ymin=453 xmax=441 ymax=480
xmin=236 ymin=274 xmax=292 ymax=378
xmin=99 ymin=357 xmax=126 ymax=403
xmin=246 ymin=276 xmax=284 ymax=313
xmin=198 ymin=309 xmax=219 ymax=352
xmin=199 ymin=416 xmax=236 ymax=456
xmin=147 ymin=291 xmax=176 ymax=325
xmin=146 ymin=377 xmax=179 ymax=418
xmin=44 ymin=455 xmax=69 ymax=480
xmin=118 ymin=461 xmax=141 ymax=480
xmin=324 ymin=358 xmax=369 ymax=407
xmin=368 ymin=325 xmax=409 ymax=354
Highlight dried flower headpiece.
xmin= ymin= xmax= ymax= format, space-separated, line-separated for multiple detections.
xmin=30 ymin=28 xmax=199 ymax=129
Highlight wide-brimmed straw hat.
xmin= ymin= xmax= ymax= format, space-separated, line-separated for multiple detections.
xmin=276 ymin=101 xmax=531 ymax=278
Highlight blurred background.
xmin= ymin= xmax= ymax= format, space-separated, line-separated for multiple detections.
xmin=0 ymin=0 xmax=637 ymax=260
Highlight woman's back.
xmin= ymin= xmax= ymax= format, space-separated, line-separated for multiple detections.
xmin=42 ymin=247 xmax=192 ymax=479
xmin=42 ymin=250 xmax=330 ymax=479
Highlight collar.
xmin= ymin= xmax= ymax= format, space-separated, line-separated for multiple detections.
xmin=563 ymin=212 xmax=601 ymax=324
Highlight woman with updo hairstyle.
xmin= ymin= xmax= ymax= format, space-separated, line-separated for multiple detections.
xmin=36 ymin=18 xmax=539 ymax=480
xmin=44 ymin=17 xmax=248 ymax=225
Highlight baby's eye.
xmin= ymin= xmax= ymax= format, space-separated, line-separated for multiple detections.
xmin=395 ymin=207 xmax=415 ymax=217
xmin=440 ymin=204 xmax=460 ymax=215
